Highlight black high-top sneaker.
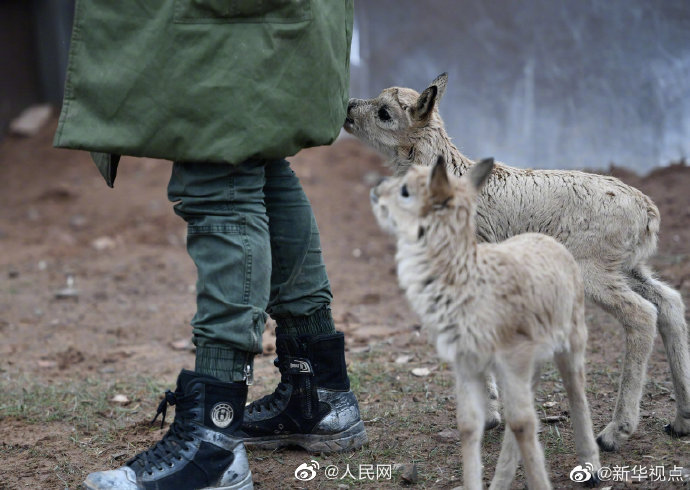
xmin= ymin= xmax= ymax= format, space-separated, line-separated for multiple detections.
xmin=83 ymin=370 xmax=253 ymax=490
xmin=240 ymin=331 xmax=367 ymax=453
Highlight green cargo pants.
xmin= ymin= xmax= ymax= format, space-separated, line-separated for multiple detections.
xmin=168 ymin=159 xmax=336 ymax=382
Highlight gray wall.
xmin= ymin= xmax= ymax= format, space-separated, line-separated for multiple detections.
xmin=351 ymin=0 xmax=690 ymax=171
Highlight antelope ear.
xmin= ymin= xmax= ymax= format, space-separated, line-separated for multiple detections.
xmin=429 ymin=155 xmax=453 ymax=204
xmin=468 ymin=157 xmax=494 ymax=191
xmin=411 ymin=85 xmax=438 ymax=122
xmin=430 ymin=72 xmax=448 ymax=103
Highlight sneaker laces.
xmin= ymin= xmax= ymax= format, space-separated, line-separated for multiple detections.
xmin=127 ymin=389 xmax=199 ymax=474
xmin=246 ymin=358 xmax=290 ymax=414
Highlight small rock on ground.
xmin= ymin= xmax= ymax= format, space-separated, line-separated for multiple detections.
xmin=400 ymin=463 xmax=419 ymax=484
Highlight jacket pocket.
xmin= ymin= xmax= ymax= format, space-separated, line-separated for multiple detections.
xmin=174 ymin=0 xmax=312 ymax=24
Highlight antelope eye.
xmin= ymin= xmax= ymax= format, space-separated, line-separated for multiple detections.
xmin=378 ymin=106 xmax=391 ymax=121
xmin=401 ymin=184 xmax=410 ymax=198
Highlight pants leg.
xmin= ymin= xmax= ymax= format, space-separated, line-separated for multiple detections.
xmin=263 ymin=159 xmax=336 ymax=335
xmin=167 ymin=160 xmax=271 ymax=382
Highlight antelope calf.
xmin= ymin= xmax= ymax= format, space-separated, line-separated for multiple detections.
xmin=371 ymin=156 xmax=601 ymax=489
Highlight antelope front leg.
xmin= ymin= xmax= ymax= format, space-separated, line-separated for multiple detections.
xmin=454 ymin=364 xmax=487 ymax=490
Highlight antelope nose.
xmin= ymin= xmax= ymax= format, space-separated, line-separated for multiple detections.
xmin=347 ymin=98 xmax=363 ymax=114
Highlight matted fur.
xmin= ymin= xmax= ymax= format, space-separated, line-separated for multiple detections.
xmin=371 ymin=158 xmax=601 ymax=489
xmin=346 ymin=74 xmax=690 ymax=450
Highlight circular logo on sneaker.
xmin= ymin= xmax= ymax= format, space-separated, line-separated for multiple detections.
xmin=211 ymin=402 xmax=234 ymax=428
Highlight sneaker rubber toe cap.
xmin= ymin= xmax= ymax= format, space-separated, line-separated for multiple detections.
xmin=82 ymin=466 xmax=139 ymax=490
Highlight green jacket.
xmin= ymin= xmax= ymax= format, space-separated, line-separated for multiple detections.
xmin=54 ymin=0 xmax=354 ymax=186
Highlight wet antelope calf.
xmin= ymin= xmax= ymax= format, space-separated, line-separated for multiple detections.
xmin=371 ymin=156 xmax=601 ymax=490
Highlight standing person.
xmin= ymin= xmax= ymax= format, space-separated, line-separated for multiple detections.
xmin=54 ymin=1 xmax=365 ymax=489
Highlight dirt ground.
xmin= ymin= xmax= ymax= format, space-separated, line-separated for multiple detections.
xmin=1 ymin=117 xmax=689 ymax=489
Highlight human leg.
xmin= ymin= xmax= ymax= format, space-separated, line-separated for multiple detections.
xmin=241 ymin=159 xmax=366 ymax=452
xmin=84 ymin=160 xmax=272 ymax=489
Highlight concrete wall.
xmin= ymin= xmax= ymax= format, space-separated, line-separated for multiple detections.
xmin=351 ymin=0 xmax=690 ymax=171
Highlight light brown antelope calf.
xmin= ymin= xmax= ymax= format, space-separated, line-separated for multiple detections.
xmin=346 ymin=74 xmax=690 ymax=451
xmin=371 ymin=156 xmax=601 ymax=490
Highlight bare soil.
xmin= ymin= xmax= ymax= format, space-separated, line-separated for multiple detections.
xmin=1 ymin=118 xmax=689 ymax=489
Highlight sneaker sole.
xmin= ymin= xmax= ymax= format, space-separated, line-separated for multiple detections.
xmin=83 ymin=469 xmax=253 ymax=490
xmin=243 ymin=420 xmax=368 ymax=453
